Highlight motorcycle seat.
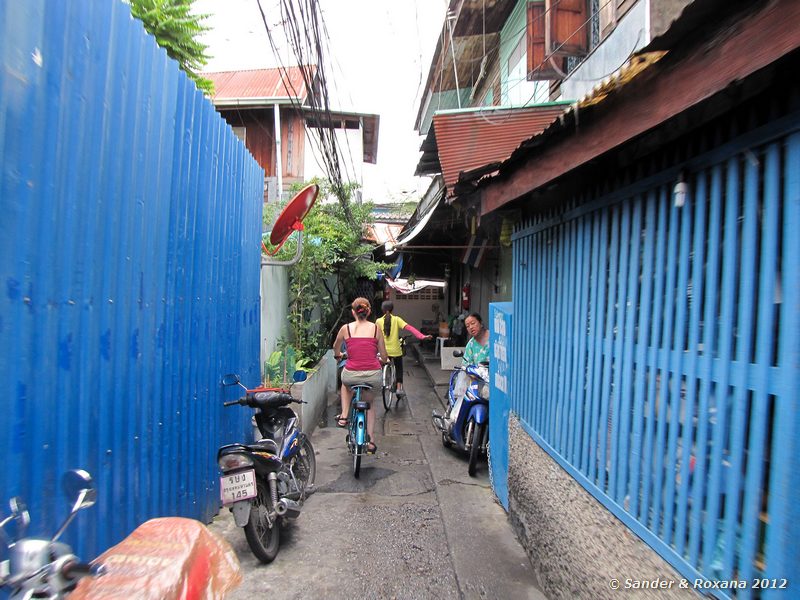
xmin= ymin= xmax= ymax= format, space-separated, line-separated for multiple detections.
xmin=248 ymin=439 xmax=280 ymax=454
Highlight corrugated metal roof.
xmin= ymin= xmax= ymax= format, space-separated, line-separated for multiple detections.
xmin=427 ymin=103 xmax=570 ymax=195
xmin=205 ymin=66 xmax=314 ymax=103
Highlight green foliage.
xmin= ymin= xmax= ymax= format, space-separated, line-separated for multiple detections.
xmin=263 ymin=344 xmax=313 ymax=387
xmin=263 ymin=178 xmax=393 ymax=363
xmin=128 ymin=0 xmax=215 ymax=95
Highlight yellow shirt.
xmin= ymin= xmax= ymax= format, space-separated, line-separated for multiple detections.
xmin=376 ymin=315 xmax=408 ymax=357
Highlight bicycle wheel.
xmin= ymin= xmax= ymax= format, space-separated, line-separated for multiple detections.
xmin=382 ymin=362 xmax=396 ymax=411
xmin=353 ymin=448 xmax=361 ymax=478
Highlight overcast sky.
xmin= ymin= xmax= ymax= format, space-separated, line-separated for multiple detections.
xmin=193 ymin=0 xmax=445 ymax=202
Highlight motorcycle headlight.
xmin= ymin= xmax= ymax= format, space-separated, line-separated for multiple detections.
xmin=478 ymin=383 xmax=490 ymax=400
xmin=218 ymin=453 xmax=253 ymax=470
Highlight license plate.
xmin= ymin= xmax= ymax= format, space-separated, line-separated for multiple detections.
xmin=220 ymin=469 xmax=256 ymax=504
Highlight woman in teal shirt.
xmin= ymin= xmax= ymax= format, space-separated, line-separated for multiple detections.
xmin=463 ymin=313 xmax=489 ymax=366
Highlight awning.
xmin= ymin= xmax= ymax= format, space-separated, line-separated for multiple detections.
xmin=415 ymin=103 xmax=571 ymax=198
xmin=303 ymin=108 xmax=380 ymax=164
xmin=385 ymin=176 xmax=445 ymax=255
xmin=385 ymin=276 xmax=447 ymax=295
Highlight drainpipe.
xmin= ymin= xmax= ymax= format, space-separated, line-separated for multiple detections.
xmin=274 ymin=103 xmax=283 ymax=201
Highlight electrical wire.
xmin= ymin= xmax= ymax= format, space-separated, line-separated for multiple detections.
xmin=315 ymin=4 xmax=359 ymax=188
xmin=256 ymin=0 xmax=355 ymax=219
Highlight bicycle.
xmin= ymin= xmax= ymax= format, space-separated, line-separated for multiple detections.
xmin=381 ymin=356 xmax=398 ymax=412
xmin=346 ymin=383 xmax=372 ymax=478
xmin=382 ymin=336 xmax=412 ymax=411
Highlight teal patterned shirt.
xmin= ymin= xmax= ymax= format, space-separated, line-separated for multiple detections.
xmin=463 ymin=337 xmax=489 ymax=366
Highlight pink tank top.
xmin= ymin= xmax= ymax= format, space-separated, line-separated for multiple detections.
xmin=344 ymin=323 xmax=380 ymax=371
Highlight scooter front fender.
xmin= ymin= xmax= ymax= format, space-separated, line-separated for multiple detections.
xmin=231 ymin=500 xmax=251 ymax=527
xmin=469 ymin=402 xmax=489 ymax=425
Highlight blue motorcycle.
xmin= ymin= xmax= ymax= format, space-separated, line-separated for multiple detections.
xmin=432 ymin=352 xmax=490 ymax=476
xmin=218 ymin=375 xmax=316 ymax=563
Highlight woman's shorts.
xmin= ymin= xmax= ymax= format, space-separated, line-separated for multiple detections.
xmin=341 ymin=368 xmax=382 ymax=391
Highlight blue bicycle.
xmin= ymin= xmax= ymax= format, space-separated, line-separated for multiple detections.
xmin=346 ymin=383 xmax=372 ymax=478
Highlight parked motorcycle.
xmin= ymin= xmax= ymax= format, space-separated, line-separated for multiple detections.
xmin=218 ymin=375 xmax=316 ymax=563
xmin=0 ymin=470 xmax=241 ymax=599
xmin=432 ymin=351 xmax=490 ymax=476
xmin=0 ymin=470 xmax=103 ymax=598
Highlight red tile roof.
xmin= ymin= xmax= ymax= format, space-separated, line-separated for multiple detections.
xmin=204 ymin=66 xmax=315 ymax=102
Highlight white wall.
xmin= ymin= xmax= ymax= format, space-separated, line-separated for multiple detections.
xmin=389 ymin=288 xmax=446 ymax=332
xmin=260 ymin=265 xmax=290 ymax=378
xmin=560 ymin=0 xmax=649 ymax=101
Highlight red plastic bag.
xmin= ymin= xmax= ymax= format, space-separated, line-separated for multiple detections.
xmin=71 ymin=517 xmax=241 ymax=600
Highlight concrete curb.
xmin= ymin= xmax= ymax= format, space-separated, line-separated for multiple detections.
xmin=410 ymin=344 xmax=449 ymax=410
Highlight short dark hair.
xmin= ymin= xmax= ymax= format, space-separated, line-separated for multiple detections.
xmin=467 ymin=312 xmax=483 ymax=324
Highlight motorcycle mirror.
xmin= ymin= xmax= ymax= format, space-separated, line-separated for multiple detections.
xmin=53 ymin=470 xmax=96 ymax=542
xmin=63 ymin=470 xmax=96 ymax=510
xmin=9 ymin=497 xmax=30 ymax=533
xmin=221 ymin=374 xmax=241 ymax=386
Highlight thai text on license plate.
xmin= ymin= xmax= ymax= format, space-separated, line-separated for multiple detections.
xmin=220 ymin=469 xmax=256 ymax=504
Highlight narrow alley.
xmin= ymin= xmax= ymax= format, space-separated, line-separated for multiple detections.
xmin=208 ymin=353 xmax=545 ymax=600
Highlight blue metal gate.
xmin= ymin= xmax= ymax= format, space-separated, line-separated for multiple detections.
xmin=511 ymin=119 xmax=799 ymax=594
xmin=0 ymin=1 xmax=263 ymax=558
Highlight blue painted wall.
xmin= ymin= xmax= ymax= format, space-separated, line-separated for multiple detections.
xmin=489 ymin=302 xmax=512 ymax=510
xmin=0 ymin=1 xmax=263 ymax=559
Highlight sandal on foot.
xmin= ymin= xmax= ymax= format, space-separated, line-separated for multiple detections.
xmin=335 ymin=414 xmax=348 ymax=428
xmin=366 ymin=442 xmax=377 ymax=454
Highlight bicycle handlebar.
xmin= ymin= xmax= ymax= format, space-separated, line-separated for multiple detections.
xmin=223 ymin=391 xmax=298 ymax=408
xmin=62 ymin=560 xmax=103 ymax=579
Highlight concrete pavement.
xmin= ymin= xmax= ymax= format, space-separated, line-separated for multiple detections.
xmin=208 ymin=354 xmax=545 ymax=600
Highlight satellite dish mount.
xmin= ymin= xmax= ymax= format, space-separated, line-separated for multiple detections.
xmin=262 ymin=183 xmax=320 ymax=267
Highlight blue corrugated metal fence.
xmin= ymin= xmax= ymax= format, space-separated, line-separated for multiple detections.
xmin=0 ymin=1 xmax=263 ymax=559
xmin=511 ymin=117 xmax=799 ymax=595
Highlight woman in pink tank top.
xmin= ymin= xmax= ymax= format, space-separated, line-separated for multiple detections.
xmin=333 ymin=297 xmax=389 ymax=454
